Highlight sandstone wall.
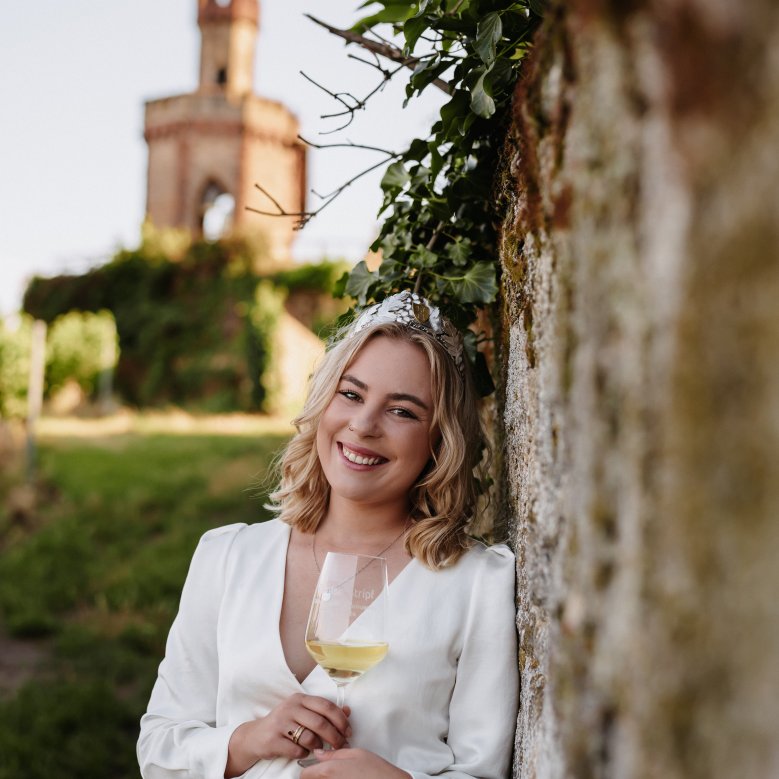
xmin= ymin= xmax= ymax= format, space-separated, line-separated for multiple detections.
xmin=497 ymin=2 xmax=779 ymax=777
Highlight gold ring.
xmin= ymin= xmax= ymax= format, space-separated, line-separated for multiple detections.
xmin=289 ymin=724 xmax=306 ymax=745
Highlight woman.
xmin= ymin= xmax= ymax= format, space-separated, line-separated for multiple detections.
xmin=137 ymin=291 xmax=518 ymax=779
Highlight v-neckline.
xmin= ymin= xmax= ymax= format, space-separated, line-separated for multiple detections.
xmin=274 ymin=521 xmax=418 ymax=689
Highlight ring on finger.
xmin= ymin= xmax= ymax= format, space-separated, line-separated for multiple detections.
xmin=287 ymin=724 xmax=306 ymax=745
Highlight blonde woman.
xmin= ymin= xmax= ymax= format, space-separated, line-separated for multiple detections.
xmin=138 ymin=291 xmax=518 ymax=779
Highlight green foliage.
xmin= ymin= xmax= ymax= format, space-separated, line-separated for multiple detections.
xmin=267 ymin=258 xmax=351 ymax=293
xmin=0 ymin=680 xmax=139 ymax=779
xmin=340 ymin=0 xmax=543 ymax=369
xmin=46 ymin=310 xmax=117 ymax=397
xmin=245 ymin=281 xmax=285 ymax=412
xmin=24 ymin=236 xmax=273 ymax=411
xmin=0 ymin=315 xmax=32 ymax=419
xmin=0 ymin=423 xmax=289 ymax=778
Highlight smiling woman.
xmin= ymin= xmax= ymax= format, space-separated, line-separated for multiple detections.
xmin=137 ymin=291 xmax=518 ymax=779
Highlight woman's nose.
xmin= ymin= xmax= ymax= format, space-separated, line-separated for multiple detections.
xmin=348 ymin=405 xmax=381 ymax=436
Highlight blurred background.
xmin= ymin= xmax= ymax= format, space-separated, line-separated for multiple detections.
xmin=0 ymin=2 xmax=444 ymax=776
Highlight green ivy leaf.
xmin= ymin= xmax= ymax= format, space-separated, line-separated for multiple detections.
xmin=403 ymin=15 xmax=429 ymax=54
xmin=469 ymin=70 xmax=496 ymax=118
xmin=380 ymin=160 xmax=411 ymax=190
xmin=345 ymin=261 xmax=378 ymax=304
xmin=447 ymin=261 xmax=499 ymax=303
xmin=333 ymin=271 xmax=349 ymax=299
xmin=447 ymin=239 xmax=472 ymax=266
xmin=474 ymin=13 xmax=503 ymax=65
xmin=413 ymin=246 xmax=439 ymax=269
xmin=352 ymin=1 xmax=415 ymax=31
xmin=440 ymin=91 xmax=470 ymax=137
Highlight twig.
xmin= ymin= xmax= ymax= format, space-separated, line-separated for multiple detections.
xmin=310 ymin=155 xmax=399 ymax=200
xmin=426 ymin=221 xmax=446 ymax=251
xmin=305 ymin=14 xmax=451 ymax=94
xmin=299 ymin=71 xmax=360 ymax=113
xmin=298 ymin=135 xmax=396 ymax=156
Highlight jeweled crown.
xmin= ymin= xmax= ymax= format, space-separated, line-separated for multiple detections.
xmin=348 ymin=291 xmax=465 ymax=377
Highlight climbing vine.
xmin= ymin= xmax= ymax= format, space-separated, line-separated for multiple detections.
xmin=329 ymin=0 xmax=543 ymax=354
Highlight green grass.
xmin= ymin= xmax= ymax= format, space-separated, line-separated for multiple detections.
xmin=0 ymin=415 xmax=290 ymax=779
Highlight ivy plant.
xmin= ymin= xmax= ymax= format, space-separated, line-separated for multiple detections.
xmin=330 ymin=0 xmax=543 ymax=382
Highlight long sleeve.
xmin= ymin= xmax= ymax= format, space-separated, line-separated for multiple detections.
xmin=137 ymin=524 xmax=246 ymax=779
xmin=401 ymin=545 xmax=519 ymax=779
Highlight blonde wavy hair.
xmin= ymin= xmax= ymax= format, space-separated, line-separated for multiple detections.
xmin=267 ymin=321 xmax=487 ymax=569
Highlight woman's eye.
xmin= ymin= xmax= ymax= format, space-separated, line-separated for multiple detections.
xmin=339 ymin=390 xmax=360 ymax=401
xmin=390 ymin=407 xmax=418 ymax=420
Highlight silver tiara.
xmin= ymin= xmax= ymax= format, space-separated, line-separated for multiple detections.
xmin=348 ymin=291 xmax=465 ymax=377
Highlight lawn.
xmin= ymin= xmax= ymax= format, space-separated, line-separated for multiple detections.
xmin=0 ymin=412 xmax=292 ymax=779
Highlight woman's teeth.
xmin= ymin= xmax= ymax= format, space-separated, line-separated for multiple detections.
xmin=342 ymin=445 xmax=383 ymax=466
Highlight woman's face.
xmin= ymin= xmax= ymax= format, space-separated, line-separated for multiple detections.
xmin=316 ymin=335 xmax=436 ymax=512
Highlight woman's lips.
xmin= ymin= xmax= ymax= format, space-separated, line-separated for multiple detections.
xmin=338 ymin=442 xmax=388 ymax=467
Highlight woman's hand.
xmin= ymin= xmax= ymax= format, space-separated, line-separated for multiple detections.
xmin=300 ymin=748 xmax=409 ymax=779
xmin=224 ymin=694 xmax=351 ymax=778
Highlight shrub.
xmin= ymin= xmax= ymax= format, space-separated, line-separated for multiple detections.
xmin=0 ymin=315 xmax=32 ymax=419
xmin=46 ymin=310 xmax=117 ymax=397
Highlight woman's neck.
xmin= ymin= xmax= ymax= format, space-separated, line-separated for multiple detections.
xmin=317 ymin=494 xmax=409 ymax=548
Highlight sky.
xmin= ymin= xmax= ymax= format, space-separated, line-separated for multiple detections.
xmin=0 ymin=0 xmax=446 ymax=315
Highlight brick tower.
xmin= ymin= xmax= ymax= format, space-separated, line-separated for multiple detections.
xmin=144 ymin=0 xmax=305 ymax=262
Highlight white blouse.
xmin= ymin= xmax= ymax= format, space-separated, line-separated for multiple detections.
xmin=137 ymin=519 xmax=518 ymax=779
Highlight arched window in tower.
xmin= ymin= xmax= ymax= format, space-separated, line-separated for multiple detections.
xmin=215 ymin=0 xmax=231 ymax=6
xmin=201 ymin=182 xmax=235 ymax=240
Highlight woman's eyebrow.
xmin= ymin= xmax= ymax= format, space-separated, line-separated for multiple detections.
xmin=388 ymin=392 xmax=429 ymax=411
xmin=341 ymin=374 xmax=429 ymax=411
xmin=341 ymin=373 xmax=367 ymax=390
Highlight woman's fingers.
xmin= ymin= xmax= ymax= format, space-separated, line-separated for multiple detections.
xmin=294 ymin=709 xmax=348 ymax=749
xmin=296 ymin=729 xmax=323 ymax=751
xmin=299 ymin=695 xmax=351 ymax=738
xmin=268 ymin=694 xmax=350 ymax=755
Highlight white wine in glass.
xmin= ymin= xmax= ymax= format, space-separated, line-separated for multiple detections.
xmin=304 ymin=552 xmax=389 ymax=709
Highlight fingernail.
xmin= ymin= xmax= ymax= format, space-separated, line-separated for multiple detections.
xmin=313 ymin=749 xmax=326 ymax=757
xmin=346 ymin=727 xmax=353 ymax=738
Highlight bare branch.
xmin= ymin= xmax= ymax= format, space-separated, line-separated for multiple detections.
xmin=248 ymin=153 xmax=401 ymax=229
xmin=251 ymin=183 xmax=292 ymax=216
xmin=299 ymin=71 xmax=360 ymax=112
xmin=305 ymin=14 xmax=451 ymax=94
xmin=311 ymin=155 xmax=399 ymax=201
xmin=300 ymin=57 xmax=408 ymax=134
xmin=298 ymin=135 xmax=397 ymax=157
xmin=426 ymin=221 xmax=446 ymax=252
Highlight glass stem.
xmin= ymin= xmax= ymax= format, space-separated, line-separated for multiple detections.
xmin=336 ymin=682 xmax=347 ymax=709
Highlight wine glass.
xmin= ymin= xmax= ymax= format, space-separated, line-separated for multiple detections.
xmin=304 ymin=552 xmax=389 ymax=709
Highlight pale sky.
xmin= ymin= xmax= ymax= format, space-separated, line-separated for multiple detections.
xmin=0 ymin=1 xmax=445 ymax=314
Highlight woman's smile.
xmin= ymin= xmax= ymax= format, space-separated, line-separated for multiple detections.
xmin=338 ymin=442 xmax=388 ymax=468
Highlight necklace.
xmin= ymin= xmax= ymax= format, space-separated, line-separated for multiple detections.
xmin=312 ymin=523 xmax=408 ymax=575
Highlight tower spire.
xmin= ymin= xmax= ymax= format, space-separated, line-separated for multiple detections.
xmin=197 ymin=0 xmax=260 ymax=99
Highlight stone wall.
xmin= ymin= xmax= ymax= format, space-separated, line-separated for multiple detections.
xmin=497 ymin=1 xmax=779 ymax=777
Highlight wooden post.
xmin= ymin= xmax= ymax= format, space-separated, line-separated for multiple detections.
xmin=26 ymin=319 xmax=47 ymax=481
xmin=98 ymin=332 xmax=116 ymax=415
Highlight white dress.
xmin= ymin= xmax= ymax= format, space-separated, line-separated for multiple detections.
xmin=137 ymin=519 xmax=518 ymax=779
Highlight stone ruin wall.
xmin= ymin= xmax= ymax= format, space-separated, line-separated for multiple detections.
xmin=495 ymin=1 xmax=779 ymax=777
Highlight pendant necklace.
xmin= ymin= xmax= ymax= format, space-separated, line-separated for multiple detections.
xmin=312 ymin=523 xmax=408 ymax=600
